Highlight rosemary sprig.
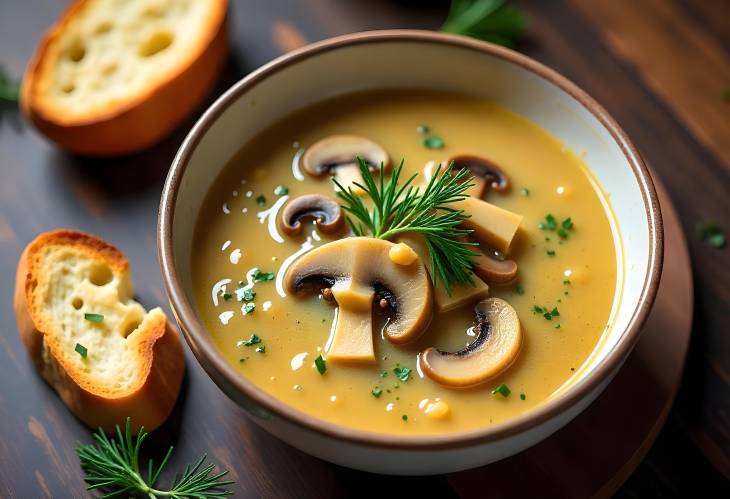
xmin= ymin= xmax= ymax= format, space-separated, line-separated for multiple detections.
xmin=440 ymin=0 xmax=526 ymax=48
xmin=76 ymin=417 xmax=233 ymax=498
xmin=334 ymin=158 xmax=479 ymax=294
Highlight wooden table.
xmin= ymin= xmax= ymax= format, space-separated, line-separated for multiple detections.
xmin=1 ymin=1 xmax=728 ymax=496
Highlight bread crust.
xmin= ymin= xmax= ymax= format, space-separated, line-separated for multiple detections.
xmin=14 ymin=229 xmax=185 ymax=433
xmin=21 ymin=0 xmax=229 ymax=156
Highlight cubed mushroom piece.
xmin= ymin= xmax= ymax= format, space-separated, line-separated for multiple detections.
xmin=420 ymin=297 xmax=522 ymax=387
xmin=284 ymin=237 xmax=432 ymax=363
xmin=301 ymin=135 xmax=391 ymax=195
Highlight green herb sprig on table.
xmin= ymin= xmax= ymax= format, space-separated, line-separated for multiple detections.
xmin=76 ymin=418 xmax=233 ymax=498
xmin=440 ymin=0 xmax=526 ymax=48
xmin=0 ymin=66 xmax=19 ymax=104
xmin=334 ymin=158 xmax=479 ymax=294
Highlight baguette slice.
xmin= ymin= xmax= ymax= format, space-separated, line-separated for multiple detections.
xmin=21 ymin=0 xmax=228 ymax=156
xmin=14 ymin=229 xmax=184 ymax=433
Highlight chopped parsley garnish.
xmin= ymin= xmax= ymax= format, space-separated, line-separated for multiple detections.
xmin=222 ymin=293 xmax=232 ymax=301
xmin=563 ymin=279 xmax=571 ymax=285
xmin=255 ymin=194 xmax=266 ymax=206
xmin=555 ymin=324 xmax=561 ymax=329
xmin=379 ymin=370 xmax=388 ymax=378
xmin=401 ymin=415 xmax=408 ymax=422
xmin=274 ymin=185 xmax=289 ymax=196
xmin=241 ymin=334 xmax=261 ymax=346
xmin=491 ymin=383 xmax=511 ymax=397
xmin=520 ymin=393 xmax=526 ymax=400
xmin=239 ymin=357 xmax=247 ymax=363
xmin=533 ymin=306 xmax=560 ymax=320
xmin=237 ymin=288 xmax=256 ymax=301
xmin=697 ymin=222 xmax=726 ymax=249
xmin=253 ymin=270 xmax=275 ymax=282
xmin=84 ymin=313 xmax=104 ymax=323
xmin=255 ymin=345 xmax=265 ymax=353
xmin=75 ymin=343 xmax=88 ymax=358
xmin=242 ymin=302 xmax=255 ymax=315
xmin=422 ymin=135 xmax=445 ymax=149
xmin=393 ymin=366 xmax=412 ymax=382
xmin=416 ymin=124 xmax=430 ymax=134
xmin=371 ymin=387 xmax=383 ymax=398
xmin=546 ymin=249 xmax=556 ymax=256
xmin=521 ymin=187 xmax=529 ymax=196
xmin=538 ymin=214 xmax=558 ymax=230
xmin=540 ymin=214 xmax=574 ymax=239
xmin=514 ymin=285 xmax=525 ymax=296
xmin=314 ymin=355 xmax=327 ymax=375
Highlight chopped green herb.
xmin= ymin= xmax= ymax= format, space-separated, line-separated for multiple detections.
xmin=393 ymin=383 xmax=400 ymax=389
xmin=314 ymin=355 xmax=327 ymax=375
xmin=520 ymin=393 xmax=526 ymax=400
xmin=393 ymin=366 xmax=412 ymax=382
xmin=243 ymin=302 xmax=255 ymax=315
xmin=534 ymin=305 xmax=560 ymax=321
xmin=422 ymin=135 xmax=445 ymax=149
xmin=239 ymin=358 xmax=247 ymax=363
xmin=379 ymin=370 xmax=388 ymax=378
xmin=222 ymin=293 xmax=232 ymax=301
xmin=255 ymin=194 xmax=266 ymax=206
xmin=0 ymin=66 xmax=19 ymax=103
xmin=75 ymin=343 xmax=88 ymax=358
xmin=538 ymin=214 xmax=558 ymax=230
xmin=521 ymin=187 xmax=529 ymax=197
xmin=555 ymin=324 xmax=561 ymax=329
xmin=255 ymin=345 xmax=265 ymax=353
xmin=546 ymin=249 xmax=556 ymax=256
xmin=697 ymin=222 xmax=726 ymax=249
xmin=274 ymin=185 xmax=289 ymax=196
xmin=416 ymin=124 xmax=430 ymax=134
xmin=550 ymin=307 xmax=560 ymax=317
xmin=401 ymin=415 xmax=408 ymax=422
xmin=241 ymin=334 xmax=261 ymax=346
xmin=84 ymin=313 xmax=104 ymax=323
xmin=545 ymin=237 xmax=551 ymax=242
xmin=372 ymin=387 xmax=383 ymax=398
xmin=562 ymin=217 xmax=573 ymax=230
xmin=514 ymin=285 xmax=525 ymax=296
xmin=253 ymin=270 xmax=275 ymax=282
xmin=563 ymin=279 xmax=571 ymax=285
xmin=237 ymin=288 xmax=256 ymax=301
xmin=491 ymin=383 xmax=511 ymax=397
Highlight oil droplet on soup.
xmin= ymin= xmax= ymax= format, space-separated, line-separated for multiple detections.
xmin=192 ymin=91 xmax=619 ymax=435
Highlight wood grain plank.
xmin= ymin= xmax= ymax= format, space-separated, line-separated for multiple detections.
xmin=571 ymin=0 xmax=730 ymax=172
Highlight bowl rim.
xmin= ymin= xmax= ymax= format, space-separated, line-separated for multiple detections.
xmin=158 ymin=29 xmax=663 ymax=450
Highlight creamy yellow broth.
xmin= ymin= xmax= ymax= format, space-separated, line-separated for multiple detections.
xmin=192 ymin=91 xmax=619 ymax=435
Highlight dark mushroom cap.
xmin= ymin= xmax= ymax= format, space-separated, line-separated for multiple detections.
xmin=279 ymin=194 xmax=344 ymax=236
xmin=301 ymin=135 xmax=391 ymax=177
xmin=444 ymin=154 xmax=510 ymax=198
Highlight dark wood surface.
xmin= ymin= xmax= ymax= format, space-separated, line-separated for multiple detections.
xmin=1 ymin=0 xmax=729 ymax=497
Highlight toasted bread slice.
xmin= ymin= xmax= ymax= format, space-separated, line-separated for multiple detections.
xmin=14 ymin=230 xmax=184 ymax=433
xmin=21 ymin=0 xmax=228 ymax=156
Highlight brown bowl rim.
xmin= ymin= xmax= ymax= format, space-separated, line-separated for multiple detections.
xmin=158 ymin=30 xmax=663 ymax=450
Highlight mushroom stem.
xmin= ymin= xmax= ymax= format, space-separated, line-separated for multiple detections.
xmin=326 ymin=282 xmax=376 ymax=363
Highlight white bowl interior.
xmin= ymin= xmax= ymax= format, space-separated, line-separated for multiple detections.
xmin=171 ymin=38 xmax=651 ymax=397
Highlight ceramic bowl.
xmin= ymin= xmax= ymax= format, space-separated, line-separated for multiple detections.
xmin=158 ymin=30 xmax=662 ymax=475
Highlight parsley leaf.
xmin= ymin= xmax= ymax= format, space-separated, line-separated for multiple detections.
xmin=242 ymin=302 xmax=255 ymax=315
xmin=255 ymin=194 xmax=266 ymax=206
xmin=372 ymin=387 xmax=383 ymax=398
xmin=314 ymin=355 xmax=327 ymax=375
xmin=274 ymin=185 xmax=289 ymax=196
xmin=393 ymin=366 xmax=412 ymax=382
xmin=240 ymin=334 xmax=261 ymax=346
xmin=253 ymin=270 xmax=275 ymax=282
xmin=491 ymin=383 xmax=511 ymax=397
xmin=422 ymin=135 xmax=445 ymax=149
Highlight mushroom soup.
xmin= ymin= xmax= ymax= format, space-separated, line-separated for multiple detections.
xmin=192 ymin=91 xmax=620 ymax=435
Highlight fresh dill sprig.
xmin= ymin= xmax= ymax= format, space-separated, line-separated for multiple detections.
xmin=440 ymin=0 xmax=526 ymax=48
xmin=76 ymin=417 xmax=233 ymax=498
xmin=334 ymin=158 xmax=479 ymax=294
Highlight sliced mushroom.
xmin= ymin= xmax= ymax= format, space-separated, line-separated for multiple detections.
xmin=443 ymin=154 xmax=510 ymax=198
xmin=472 ymin=248 xmax=518 ymax=285
xmin=301 ymin=135 xmax=391 ymax=194
xmin=421 ymin=161 xmax=522 ymax=253
xmin=420 ymin=297 xmax=521 ymax=387
xmin=284 ymin=237 xmax=432 ymax=363
xmin=279 ymin=194 xmax=344 ymax=236
xmin=396 ymin=234 xmax=489 ymax=312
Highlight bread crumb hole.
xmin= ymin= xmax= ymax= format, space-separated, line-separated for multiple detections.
xmin=89 ymin=264 xmax=113 ymax=286
xmin=67 ymin=42 xmax=86 ymax=62
xmin=61 ymin=83 xmax=76 ymax=94
xmin=120 ymin=319 xmax=141 ymax=338
xmin=72 ymin=297 xmax=83 ymax=310
xmin=94 ymin=21 xmax=113 ymax=34
xmin=138 ymin=31 xmax=173 ymax=57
